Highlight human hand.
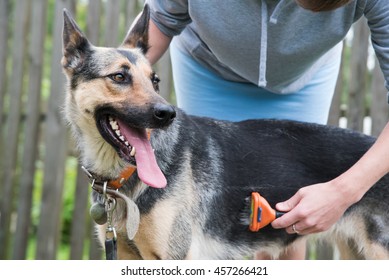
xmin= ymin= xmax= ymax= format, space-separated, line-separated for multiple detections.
xmin=271 ymin=181 xmax=353 ymax=235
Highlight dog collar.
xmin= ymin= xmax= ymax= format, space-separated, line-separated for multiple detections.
xmin=81 ymin=165 xmax=137 ymax=190
xmin=107 ymin=166 xmax=137 ymax=189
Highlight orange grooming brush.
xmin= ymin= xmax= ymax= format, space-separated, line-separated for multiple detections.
xmin=249 ymin=192 xmax=285 ymax=232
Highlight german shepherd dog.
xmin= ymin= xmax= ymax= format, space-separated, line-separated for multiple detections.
xmin=62 ymin=5 xmax=389 ymax=259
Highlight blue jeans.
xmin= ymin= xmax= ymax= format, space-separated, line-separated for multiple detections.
xmin=170 ymin=39 xmax=342 ymax=125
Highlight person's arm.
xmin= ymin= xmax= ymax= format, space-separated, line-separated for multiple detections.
xmin=272 ymin=0 xmax=389 ymax=235
xmin=272 ymin=118 xmax=389 ymax=235
xmin=144 ymin=0 xmax=191 ymax=64
xmin=146 ymin=19 xmax=172 ymax=65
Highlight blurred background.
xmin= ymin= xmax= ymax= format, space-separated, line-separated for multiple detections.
xmin=0 ymin=0 xmax=388 ymax=260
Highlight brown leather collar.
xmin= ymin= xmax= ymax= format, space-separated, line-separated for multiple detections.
xmin=107 ymin=166 xmax=137 ymax=189
xmin=81 ymin=165 xmax=136 ymax=190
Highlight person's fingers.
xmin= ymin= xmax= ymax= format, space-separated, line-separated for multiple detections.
xmin=275 ymin=191 xmax=302 ymax=212
xmin=272 ymin=191 xmax=303 ymax=229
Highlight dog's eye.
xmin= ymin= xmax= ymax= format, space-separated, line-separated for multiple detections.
xmin=109 ymin=73 xmax=129 ymax=83
xmin=151 ymin=73 xmax=160 ymax=91
xmin=152 ymin=73 xmax=160 ymax=84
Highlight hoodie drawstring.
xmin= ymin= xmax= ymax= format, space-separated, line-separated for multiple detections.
xmin=258 ymin=0 xmax=287 ymax=87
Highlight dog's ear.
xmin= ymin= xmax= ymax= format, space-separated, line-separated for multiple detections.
xmin=62 ymin=9 xmax=91 ymax=71
xmin=121 ymin=4 xmax=150 ymax=54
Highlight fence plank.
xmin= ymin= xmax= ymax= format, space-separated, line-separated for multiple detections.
xmin=328 ymin=43 xmax=345 ymax=127
xmin=104 ymin=0 xmax=121 ymax=47
xmin=0 ymin=0 xmax=30 ymax=260
xmin=346 ymin=18 xmax=370 ymax=132
xmin=89 ymin=220 xmax=103 ymax=260
xmin=35 ymin=0 xmax=73 ymax=260
xmin=12 ymin=0 xmax=48 ymax=260
xmin=69 ymin=164 xmax=90 ymax=259
xmin=370 ymin=56 xmax=389 ymax=137
xmin=0 ymin=0 xmax=10 ymax=221
xmin=0 ymin=0 xmax=9 ymax=137
xmin=86 ymin=0 xmax=101 ymax=45
xmin=125 ymin=0 xmax=139 ymax=27
xmin=155 ymin=51 xmax=173 ymax=102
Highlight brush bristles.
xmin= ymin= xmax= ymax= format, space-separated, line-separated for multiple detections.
xmin=239 ymin=196 xmax=252 ymax=226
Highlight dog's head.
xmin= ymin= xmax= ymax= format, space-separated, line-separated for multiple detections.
xmin=62 ymin=5 xmax=175 ymax=188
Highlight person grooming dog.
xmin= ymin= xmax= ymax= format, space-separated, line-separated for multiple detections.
xmin=62 ymin=4 xmax=389 ymax=259
xmin=144 ymin=0 xmax=389 ymax=259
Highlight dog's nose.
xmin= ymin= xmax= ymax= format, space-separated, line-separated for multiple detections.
xmin=153 ymin=103 xmax=176 ymax=126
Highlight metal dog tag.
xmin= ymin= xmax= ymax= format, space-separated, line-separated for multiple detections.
xmin=90 ymin=202 xmax=108 ymax=225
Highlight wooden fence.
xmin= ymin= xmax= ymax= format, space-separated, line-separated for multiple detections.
xmin=0 ymin=0 xmax=388 ymax=260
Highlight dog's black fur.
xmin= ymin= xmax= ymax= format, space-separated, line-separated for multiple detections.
xmin=62 ymin=5 xmax=389 ymax=259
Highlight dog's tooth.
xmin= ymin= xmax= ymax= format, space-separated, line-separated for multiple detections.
xmin=115 ymin=130 xmax=121 ymax=136
xmin=130 ymin=146 xmax=136 ymax=157
xmin=110 ymin=121 xmax=119 ymax=130
xmin=125 ymin=141 xmax=129 ymax=146
xmin=119 ymin=136 xmax=125 ymax=141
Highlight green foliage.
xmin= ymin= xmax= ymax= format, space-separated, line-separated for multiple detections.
xmin=61 ymin=157 xmax=79 ymax=244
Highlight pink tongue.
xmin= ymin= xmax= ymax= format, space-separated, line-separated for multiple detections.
xmin=117 ymin=119 xmax=167 ymax=188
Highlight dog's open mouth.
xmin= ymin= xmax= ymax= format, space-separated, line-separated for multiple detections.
xmin=97 ymin=115 xmax=167 ymax=188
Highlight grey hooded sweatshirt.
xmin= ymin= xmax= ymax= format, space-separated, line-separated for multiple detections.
xmin=147 ymin=0 xmax=389 ymax=96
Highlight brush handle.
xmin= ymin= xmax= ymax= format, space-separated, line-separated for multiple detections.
xmin=275 ymin=211 xmax=286 ymax=219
